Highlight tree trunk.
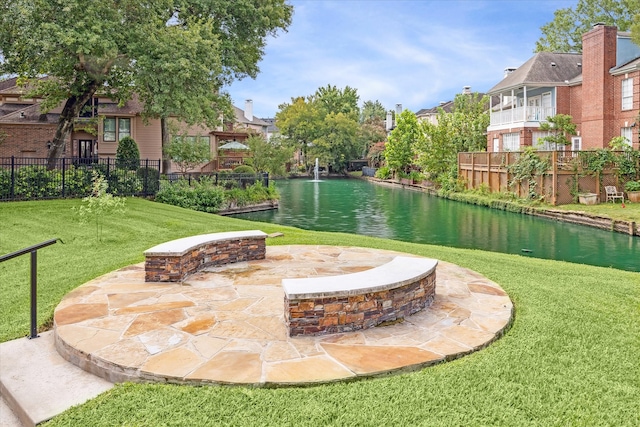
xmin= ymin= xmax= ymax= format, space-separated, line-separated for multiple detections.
xmin=47 ymin=78 xmax=100 ymax=170
xmin=161 ymin=117 xmax=171 ymax=174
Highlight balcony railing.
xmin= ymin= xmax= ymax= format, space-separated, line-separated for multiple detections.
xmin=490 ymin=106 xmax=556 ymax=126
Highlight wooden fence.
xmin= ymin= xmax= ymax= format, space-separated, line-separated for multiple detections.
xmin=458 ymin=151 xmax=635 ymax=205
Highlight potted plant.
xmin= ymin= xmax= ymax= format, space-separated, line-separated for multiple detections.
xmin=624 ymin=180 xmax=640 ymax=203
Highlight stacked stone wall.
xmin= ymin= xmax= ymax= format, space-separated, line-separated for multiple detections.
xmin=286 ymin=272 xmax=436 ymax=336
xmin=145 ymin=237 xmax=265 ymax=282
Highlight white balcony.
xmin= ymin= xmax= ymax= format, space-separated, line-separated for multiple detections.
xmin=490 ymin=106 xmax=556 ymax=127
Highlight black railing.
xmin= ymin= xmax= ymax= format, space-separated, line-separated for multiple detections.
xmin=0 ymin=238 xmax=62 ymax=339
xmin=165 ymin=172 xmax=269 ymax=188
xmin=0 ymin=156 xmax=161 ymax=201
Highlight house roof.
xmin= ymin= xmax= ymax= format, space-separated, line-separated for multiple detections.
xmin=488 ymin=52 xmax=583 ymax=94
xmin=0 ymin=103 xmax=60 ymax=124
xmin=610 ymin=56 xmax=640 ymax=75
xmin=233 ymin=106 xmax=269 ymax=127
xmin=261 ymin=117 xmax=279 ymax=133
xmin=416 ymin=100 xmax=454 ymax=116
xmin=0 ymin=77 xmax=19 ymax=92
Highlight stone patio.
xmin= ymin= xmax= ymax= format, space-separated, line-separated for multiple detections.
xmin=53 ymin=245 xmax=513 ymax=386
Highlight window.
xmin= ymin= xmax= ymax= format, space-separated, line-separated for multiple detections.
xmin=621 ymin=127 xmax=633 ymax=147
xmin=532 ymin=131 xmax=563 ymax=151
xmin=103 ymin=117 xmax=131 ymax=142
xmin=571 ymin=137 xmax=582 ymax=151
xmin=503 ymin=132 xmax=520 ymax=151
xmin=118 ymin=118 xmax=130 ymax=140
xmin=622 ymin=78 xmax=633 ymax=110
xmin=103 ymin=118 xmax=116 ymax=142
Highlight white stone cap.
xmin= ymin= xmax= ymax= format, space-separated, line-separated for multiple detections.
xmin=283 ymin=256 xmax=437 ymax=300
xmin=144 ymin=230 xmax=267 ymax=257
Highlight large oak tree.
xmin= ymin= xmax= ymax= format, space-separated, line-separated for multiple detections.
xmin=535 ymin=0 xmax=640 ymax=53
xmin=0 ymin=0 xmax=292 ymax=169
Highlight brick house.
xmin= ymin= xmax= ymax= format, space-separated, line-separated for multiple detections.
xmin=486 ymin=24 xmax=640 ymax=152
xmin=0 ymin=79 xmax=267 ymax=173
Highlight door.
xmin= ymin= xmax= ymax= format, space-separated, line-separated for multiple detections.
xmin=78 ymin=140 xmax=96 ymax=164
xmin=527 ymin=96 xmax=541 ymax=121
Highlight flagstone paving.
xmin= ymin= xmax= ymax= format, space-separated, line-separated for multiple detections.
xmin=53 ymin=245 xmax=513 ymax=386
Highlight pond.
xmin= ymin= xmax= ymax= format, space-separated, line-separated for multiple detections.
xmin=232 ymin=178 xmax=640 ymax=272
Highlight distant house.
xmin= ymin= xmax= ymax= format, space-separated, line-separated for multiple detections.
xmin=486 ymin=24 xmax=640 ymax=152
xmin=416 ymin=94 xmax=456 ymax=125
xmin=416 ymin=86 xmax=497 ymax=126
xmin=0 ymin=80 xmax=265 ymax=172
xmin=261 ymin=117 xmax=279 ymax=141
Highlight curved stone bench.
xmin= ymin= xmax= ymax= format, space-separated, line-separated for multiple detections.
xmin=144 ymin=230 xmax=267 ymax=282
xmin=283 ymin=256 xmax=437 ymax=336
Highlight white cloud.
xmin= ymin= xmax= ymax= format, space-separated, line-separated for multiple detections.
xmin=228 ymin=0 xmax=577 ymax=117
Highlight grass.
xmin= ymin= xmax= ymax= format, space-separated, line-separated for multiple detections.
xmin=1 ymin=198 xmax=639 ymax=426
xmin=552 ymin=201 xmax=640 ymax=223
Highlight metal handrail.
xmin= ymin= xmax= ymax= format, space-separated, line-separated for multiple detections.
xmin=0 ymin=238 xmax=63 ymax=339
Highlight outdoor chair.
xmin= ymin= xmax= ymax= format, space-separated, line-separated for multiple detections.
xmin=604 ymin=186 xmax=624 ymax=203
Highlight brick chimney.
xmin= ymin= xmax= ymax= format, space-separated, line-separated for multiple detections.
xmin=581 ymin=24 xmax=618 ymax=149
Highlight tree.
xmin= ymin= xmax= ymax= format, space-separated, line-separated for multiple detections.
xmin=538 ymin=114 xmax=577 ymax=147
xmin=276 ymin=97 xmax=321 ymax=165
xmin=535 ymin=0 xmax=640 ymax=53
xmin=312 ymin=113 xmax=359 ymax=173
xmin=384 ymin=110 xmax=422 ymax=176
xmin=360 ymin=100 xmax=387 ymax=124
xmin=164 ymin=137 xmax=211 ymax=173
xmin=313 ymin=85 xmax=360 ymax=121
xmin=245 ymin=134 xmax=294 ymax=178
xmin=449 ymin=92 xmax=489 ymax=153
xmin=416 ymin=92 xmax=488 ymax=188
xmin=0 ymin=0 xmax=293 ymax=169
xmin=115 ymin=136 xmax=140 ymax=170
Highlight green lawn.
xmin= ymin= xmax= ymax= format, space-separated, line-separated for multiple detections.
xmin=552 ymin=201 xmax=640 ymax=223
xmin=1 ymin=198 xmax=639 ymax=426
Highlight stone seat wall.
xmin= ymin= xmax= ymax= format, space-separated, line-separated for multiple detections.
xmin=283 ymin=256 xmax=437 ymax=336
xmin=144 ymin=230 xmax=267 ymax=282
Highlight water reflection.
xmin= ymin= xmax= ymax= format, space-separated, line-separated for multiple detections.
xmin=233 ymin=179 xmax=639 ymax=272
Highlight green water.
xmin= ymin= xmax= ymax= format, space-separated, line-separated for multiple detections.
xmin=233 ymin=179 xmax=640 ymax=272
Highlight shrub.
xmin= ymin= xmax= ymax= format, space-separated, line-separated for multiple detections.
xmin=108 ymin=169 xmax=143 ymax=195
xmin=115 ymin=136 xmax=140 ymax=170
xmin=63 ymin=166 xmax=93 ymax=196
xmin=136 ymin=167 xmax=160 ymax=195
xmin=0 ymin=168 xmax=12 ymax=199
xmin=155 ymin=178 xmax=225 ymax=213
xmin=624 ymin=180 xmax=640 ymax=192
xmin=233 ymin=165 xmax=256 ymax=175
xmin=375 ymin=166 xmax=391 ymax=179
xmin=14 ymin=166 xmax=60 ymax=199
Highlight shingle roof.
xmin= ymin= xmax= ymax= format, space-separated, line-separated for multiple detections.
xmin=0 ymin=103 xmax=59 ymax=124
xmin=488 ymin=52 xmax=583 ymax=93
xmin=233 ymin=106 xmax=269 ymax=127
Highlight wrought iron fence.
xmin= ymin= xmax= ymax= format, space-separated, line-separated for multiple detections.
xmin=163 ymin=171 xmax=269 ymax=189
xmin=0 ymin=157 xmax=161 ymax=201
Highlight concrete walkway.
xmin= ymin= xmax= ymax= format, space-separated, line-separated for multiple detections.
xmin=1 ymin=245 xmax=513 ymax=425
xmin=0 ymin=331 xmax=113 ymax=427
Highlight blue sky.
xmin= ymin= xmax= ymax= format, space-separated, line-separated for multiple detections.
xmin=227 ymin=0 xmax=578 ymax=118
